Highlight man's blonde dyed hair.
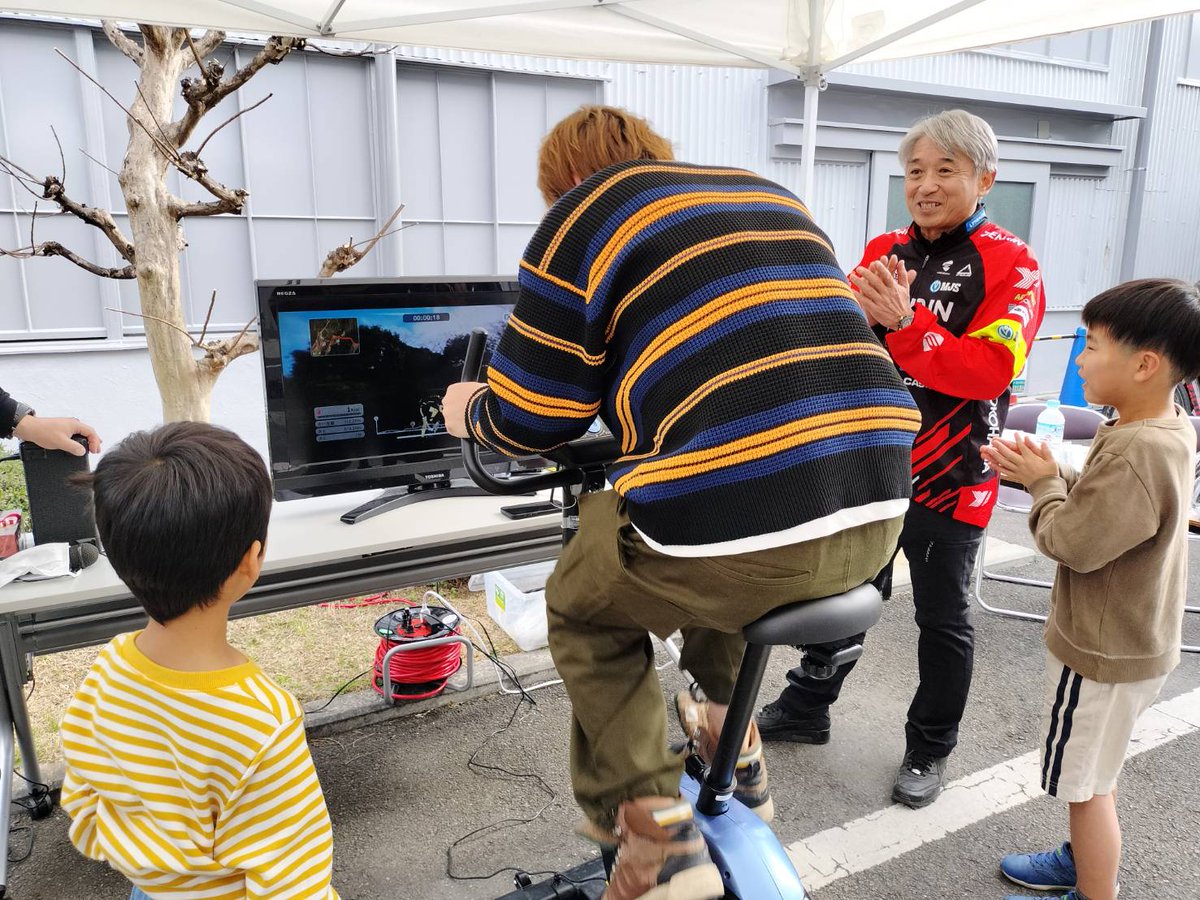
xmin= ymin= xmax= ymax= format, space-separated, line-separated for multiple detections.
xmin=537 ymin=105 xmax=674 ymax=205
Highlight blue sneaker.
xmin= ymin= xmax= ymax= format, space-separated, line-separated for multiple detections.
xmin=1004 ymin=891 xmax=1085 ymax=900
xmin=1000 ymin=841 xmax=1076 ymax=891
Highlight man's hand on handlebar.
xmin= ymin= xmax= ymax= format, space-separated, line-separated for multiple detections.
xmin=442 ymin=381 xmax=487 ymax=439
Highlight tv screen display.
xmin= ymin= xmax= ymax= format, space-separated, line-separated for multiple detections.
xmin=257 ymin=277 xmax=520 ymax=510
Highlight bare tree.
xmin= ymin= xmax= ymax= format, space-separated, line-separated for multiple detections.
xmin=0 ymin=24 xmax=304 ymax=422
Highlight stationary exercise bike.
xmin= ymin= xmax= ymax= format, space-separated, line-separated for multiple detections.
xmin=459 ymin=330 xmax=883 ymax=899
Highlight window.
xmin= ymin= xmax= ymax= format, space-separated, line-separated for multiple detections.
xmin=885 ymin=177 xmax=1034 ymax=243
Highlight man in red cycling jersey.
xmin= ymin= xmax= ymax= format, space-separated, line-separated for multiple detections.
xmin=758 ymin=109 xmax=1046 ymax=809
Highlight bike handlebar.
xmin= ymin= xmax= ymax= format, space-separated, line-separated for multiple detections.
xmin=459 ymin=329 xmax=582 ymax=495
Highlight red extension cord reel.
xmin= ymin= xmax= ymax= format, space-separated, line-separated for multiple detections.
xmin=372 ymin=604 xmax=464 ymax=701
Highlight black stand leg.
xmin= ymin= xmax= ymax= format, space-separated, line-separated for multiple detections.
xmin=697 ymin=643 xmax=771 ymax=816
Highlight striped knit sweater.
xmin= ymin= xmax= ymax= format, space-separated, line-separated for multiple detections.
xmin=469 ymin=160 xmax=920 ymax=554
xmin=60 ymin=632 xmax=339 ymax=899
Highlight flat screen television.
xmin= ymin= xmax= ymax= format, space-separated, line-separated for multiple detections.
xmin=256 ymin=276 xmax=526 ymax=523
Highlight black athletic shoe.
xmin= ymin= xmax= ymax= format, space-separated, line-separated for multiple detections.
xmin=891 ymin=750 xmax=947 ymax=808
xmin=754 ymin=700 xmax=831 ymax=744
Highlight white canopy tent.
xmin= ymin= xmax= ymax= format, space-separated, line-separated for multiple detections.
xmin=5 ymin=0 xmax=1199 ymax=203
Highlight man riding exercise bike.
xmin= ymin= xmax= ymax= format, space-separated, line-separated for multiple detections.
xmin=443 ymin=105 xmax=919 ymax=900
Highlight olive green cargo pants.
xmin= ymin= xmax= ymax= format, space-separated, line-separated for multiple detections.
xmin=545 ymin=489 xmax=903 ymax=828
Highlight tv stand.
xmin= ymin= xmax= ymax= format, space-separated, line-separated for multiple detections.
xmin=340 ymin=478 xmax=531 ymax=524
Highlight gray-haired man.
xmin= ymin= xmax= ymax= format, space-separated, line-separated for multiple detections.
xmin=758 ymin=109 xmax=1047 ymax=808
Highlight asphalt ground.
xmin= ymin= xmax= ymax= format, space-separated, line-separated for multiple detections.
xmin=7 ymin=512 xmax=1200 ymax=900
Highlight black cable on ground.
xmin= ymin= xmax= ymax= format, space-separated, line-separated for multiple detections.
xmin=305 ymin=669 xmax=371 ymax=714
xmin=7 ymin=769 xmax=51 ymax=864
xmin=444 ymin=682 xmax=604 ymax=891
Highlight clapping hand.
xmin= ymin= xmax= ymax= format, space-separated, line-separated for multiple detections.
xmin=980 ymin=434 xmax=1058 ymax=488
xmin=849 ymin=255 xmax=917 ymax=330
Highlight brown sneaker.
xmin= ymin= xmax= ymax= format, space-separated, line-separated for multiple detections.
xmin=574 ymin=816 xmax=618 ymax=848
xmin=603 ymin=796 xmax=724 ymax=900
xmin=675 ymin=690 xmax=774 ymax=822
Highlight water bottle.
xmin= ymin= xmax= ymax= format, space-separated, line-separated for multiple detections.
xmin=1035 ymin=399 xmax=1066 ymax=450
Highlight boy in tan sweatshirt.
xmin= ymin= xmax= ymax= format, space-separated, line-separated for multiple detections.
xmin=981 ymin=278 xmax=1200 ymax=900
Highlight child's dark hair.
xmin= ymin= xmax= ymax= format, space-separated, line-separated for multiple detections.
xmin=1082 ymin=278 xmax=1200 ymax=381
xmin=82 ymin=422 xmax=271 ymax=624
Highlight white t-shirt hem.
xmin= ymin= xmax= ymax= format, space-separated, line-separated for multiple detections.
xmin=635 ymin=498 xmax=909 ymax=558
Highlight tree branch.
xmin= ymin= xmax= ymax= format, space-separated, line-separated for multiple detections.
xmin=39 ymin=176 xmax=135 ymax=261
xmin=50 ymin=126 xmax=66 ymax=185
xmin=199 ymin=323 xmax=259 ymax=376
xmin=33 ymin=174 xmax=136 ymax=262
xmin=133 ymin=80 xmax=177 ymax=157
xmin=318 ymin=204 xmax=407 ymax=277
xmin=138 ymin=24 xmax=169 ymax=55
xmin=107 ymin=302 xmax=260 ymax=373
xmin=1 ymin=241 xmax=135 ymax=279
xmin=192 ymin=29 xmax=226 ymax=61
xmin=0 ymin=153 xmax=47 ymax=199
xmin=169 ymin=151 xmax=248 ymax=218
xmin=101 ymin=21 xmax=144 ymax=67
xmin=106 ymin=306 xmax=195 ymax=339
xmin=79 ymin=146 xmax=121 ymax=178
xmin=174 ymin=35 xmax=304 ymax=148
xmin=197 ymin=289 xmax=217 ymax=345
xmin=54 ymin=49 xmax=181 ymax=166
xmin=195 ymin=93 xmax=271 ymax=157
xmin=173 ymin=196 xmax=248 ymax=218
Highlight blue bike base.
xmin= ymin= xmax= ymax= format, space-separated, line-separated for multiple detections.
xmin=681 ymin=776 xmax=809 ymax=899
xmin=494 ymin=774 xmax=808 ymax=899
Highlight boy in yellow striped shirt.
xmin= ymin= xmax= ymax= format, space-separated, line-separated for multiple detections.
xmin=60 ymin=422 xmax=339 ymax=899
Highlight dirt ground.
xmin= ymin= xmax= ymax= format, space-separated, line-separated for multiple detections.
xmin=19 ymin=578 xmax=519 ymax=766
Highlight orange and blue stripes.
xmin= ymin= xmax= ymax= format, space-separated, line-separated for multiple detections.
xmin=469 ymin=160 xmax=917 ymax=550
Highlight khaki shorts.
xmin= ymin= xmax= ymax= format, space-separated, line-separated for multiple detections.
xmin=1039 ymin=651 xmax=1167 ymax=803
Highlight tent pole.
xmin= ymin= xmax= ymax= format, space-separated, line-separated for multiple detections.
xmin=823 ymin=0 xmax=988 ymax=71
xmin=802 ymin=74 xmax=820 ymax=207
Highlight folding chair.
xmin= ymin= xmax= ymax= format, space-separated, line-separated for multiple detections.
xmin=972 ymin=402 xmax=1106 ymax=623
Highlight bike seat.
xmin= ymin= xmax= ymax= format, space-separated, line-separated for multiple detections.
xmin=742 ymin=583 xmax=883 ymax=647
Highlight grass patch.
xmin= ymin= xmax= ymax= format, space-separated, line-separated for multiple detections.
xmin=0 ymin=457 xmax=30 ymax=529
xmin=22 ymin=579 xmax=522 ymax=766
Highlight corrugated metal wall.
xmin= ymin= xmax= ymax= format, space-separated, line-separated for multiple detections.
xmin=847 ymin=22 xmax=1150 ymax=107
xmin=1042 ymin=173 xmax=1130 ymax=310
xmin=768 ymin=159 xmax=870 ymax=272
xmin=604 ymin=63 xmax=769 ymax=170
xmin=396 ymin=45 xmax=609 ymax=80
xmin=1132 ymin=16 xmax=1200 ymax=278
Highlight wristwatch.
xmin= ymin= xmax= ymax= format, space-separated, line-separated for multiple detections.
xmin=892 ymin=313 xmax=914 ymax=331
xmin=11 ymin=401 xmax=34 ymax=431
